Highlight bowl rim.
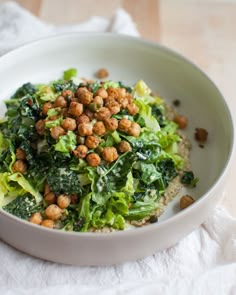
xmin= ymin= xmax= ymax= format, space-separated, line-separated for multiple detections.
xmin=0 ymin=32 xmax=234 ymax=238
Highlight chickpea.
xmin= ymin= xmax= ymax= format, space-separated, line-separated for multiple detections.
xmin=117 ymin=87 xmax=127 ymax=98
xmin=107 ymin=87 xmax=119 ymax=99
xmin=42 ymin=102 xmax=53 ymax=116
xmin=95 ymin=107 xmax=111 ymax=121
xmin=102 ymin=147 xmax=119 ymax=163
xmin=77 ymin=114 xmax=90 ymax=124
xmin=86 ymin=153 xmax=101 ymax=167
xmin=180 ymin=195 xmax=195 ymax=209
xmin=41 ymin=219 xmax=54 ymax=228
xmin=118 ymin=118 xmax=132 ymax=133
xmin=35 ymin=119 xmax=45 ymax=136
xmin=61 ymin=118 xmax=77 ymax=131
xmin=54 ymin=96 xmax=67 ymax=108
xmin=85 ymin=135 xmax=100 ymax=149
xmin=96 ymin=88 xmax=108 ymax=99
xmin=116 ymin=97 xmax=129 ymax=108
xmin=45 ymin=204 xmax=62 ymax=220
xmin=126 ymin=103 xmax=139 ymax=116
xmin=195 ymin=128 xmax=208 ymax=142
xmin=93 ymin=121 xmax=106 ymax=136
xmin=57 ymin=194 xmax=71 ymax=209
xmin=61 ymin=90 xmax=74 ymax=100
xmin=104 ymin=118 xmax=118 ymax=131
xmin=16 ymin=148 xmax=26 ymax=160
xmin=29 ymin=212 xmax=43 ymax=225
xmin=73 ymin=145 xmax=88 ymax=158
xmin=44 ymin=192 xmax=57 ymax=205
xmin=93 ymin=96 xmax=104 ymax=107
xmin=68 ymin=102 xmax=83 ymax=117
xmin=78 ymin=123 xmax=93 ymax=136
xmin=128 ymin=122 xmax=141 ymax=137
xmin=76 ymin=88 xmax=93 ymax=105
xmin=44 ymin=183 xmax=51 ymax=196
xmin=104 ymin=96 xmax=116 ymax=105
xmin=118 ymin=140 xmax=132 ymax=153
xmin=174 ymin=115 xmax=188 ymax=129
xmin=106 ymin=101 xmax=121 ymax=115
xmin=12 ymin=160 xmax=27 ymax=174
xmin=50 ymin=126 xmax=66 ymax=140
xmin=96 ymin=68 xmax=109 ymax=79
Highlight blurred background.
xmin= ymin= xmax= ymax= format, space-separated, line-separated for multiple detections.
xmin=0 ymin=0 xmax=235 ymax=216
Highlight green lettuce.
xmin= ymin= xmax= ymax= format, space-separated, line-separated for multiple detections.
xmin=54 ymin=131 xmax=77 ymax=154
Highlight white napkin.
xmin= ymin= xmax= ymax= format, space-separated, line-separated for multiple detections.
xmin=0 ymin=2 xmax=235 ymax=295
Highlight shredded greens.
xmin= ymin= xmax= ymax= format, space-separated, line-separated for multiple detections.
xmin=0 ymin=70 xmax=193 ymax=232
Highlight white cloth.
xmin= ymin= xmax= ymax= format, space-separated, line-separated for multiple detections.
xmin=0 ymin=2 xmax=235 ymax=295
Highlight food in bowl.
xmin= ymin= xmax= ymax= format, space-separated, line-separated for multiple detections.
xmin=0 ymin=68 xmax=197 ymax=232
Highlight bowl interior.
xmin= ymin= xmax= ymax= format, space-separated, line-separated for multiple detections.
xmin=0 ymin=33 xmax=233 ymax=222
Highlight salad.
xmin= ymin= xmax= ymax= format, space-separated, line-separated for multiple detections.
xmin=0 ymin=69 xmax=195 ymax=232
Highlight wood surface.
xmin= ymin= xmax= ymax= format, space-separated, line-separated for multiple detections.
xmin=0 ymin=0 xmax=235 ymax=216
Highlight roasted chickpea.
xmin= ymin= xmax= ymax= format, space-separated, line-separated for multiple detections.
xmin=73 ymin=145 xmax=88 ymax=158
xmin=174 ymin=115 xmax=188 ymax=129
xmin=84 ymin=109 xmax=94 ymax=120
xmin=118 ymin=118 xmax=132 ymax=133
xmin=106 ymin=101 xmax=121 ymax=115
xmin=35 ymin=119 xmax=45 ymax=136
xmin=95 ymin=107 xmax=111 ymax=121
xmin=117 ymin=87 xmax=127 ymax=98
xmin=93 ymin=121 xmax=106 ymax=136
xmin=61 ymin=90 xmax=74 ymax=99
xmin=93 ymin=96 xmax=104 ymax=107
xmin=45 ymin=204 xmax=62 ymax=220
xmin=50 ymin=126 xmax=66 ymax=140
xmin=54 ymin=96 xmax=67 ymax=108
xmin=104 ymin=118 xmax=118 ymax=131
xmin=61 ymin=118 xmax=77 ymax=131
xmin=29 ymin=212 xmax=43 ymax=225
xmin=41 ymin=219 xmax=54 ymax=228
xmin=76 ymin=114 xmax=90 ymax=124
xmin=44 ymin=192 xmax=57 ymax=205
xmin=16 ymin=148 xmax=26 ymax=160
xmin=126 ymin=103 xmax=139 ymax=116
xmin=128 ymin=122 xmax=141 ymax=137
xmin=57 ymin=194 xmax=71 ymax=209
xmin=126 ymin=93 xmax=134 ymax=104
xmin=96 ymin=68 xmax=109 ymax=79
xmin=85 ymin=135 xmax=100 ymax=149
xmin=116 ymin=97 xmax=129 ymax=108
xmin=78 ymin=123 xmax=93 ymax=136
xmin=104 ymin=96 xmax=116 ymax=105
xmin=195 ymin=128 xmax=208 ymax=142
xmin=61 ymin=108 xmax=70 ymax=118
xmin=96 ymin=88 xmax=108 ymax=99
xmin=107 ymin=87 xmax=119 ymax=99
xmin=76 ymin=87 xmax=93 ymax=105
xmin=118 ymin=140 xmax=132 ymax=153
xmin=102 ymin=147 xmax=119 ymax=163
xmin=12 ymin=160 xmax=27 ymax=174
xmin=68 ymin=102 xmax=83 ymax=117
xmin=180 ymin=195 xmax=195 ymax=209
xmin=86 ymin=153 xmax=101 ymax=167
xmin=42 ymin=102 xmax=53 ymax=116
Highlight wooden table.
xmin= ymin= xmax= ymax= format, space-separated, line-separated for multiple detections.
xmin=1 ymin=0 xmax=236 ymax=216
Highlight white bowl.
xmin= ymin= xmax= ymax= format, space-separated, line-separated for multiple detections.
xmin=0 ymin=33 xmax=234 ymax=265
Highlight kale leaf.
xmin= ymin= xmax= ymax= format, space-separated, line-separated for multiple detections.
xmin=157 ymin=159 xmax=177 ymax=187
xmin=47 ymin=167 xmax=82 ymax=195
xmin=12 ymin=83 xmax=36 ymax=99
xmin=181 ymin=171 xmax=198 ymax=187
xmin=3 ymin=193 xmax=42 ymax=220
xmin=52 ymin=80 xmax=77 ymax=92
